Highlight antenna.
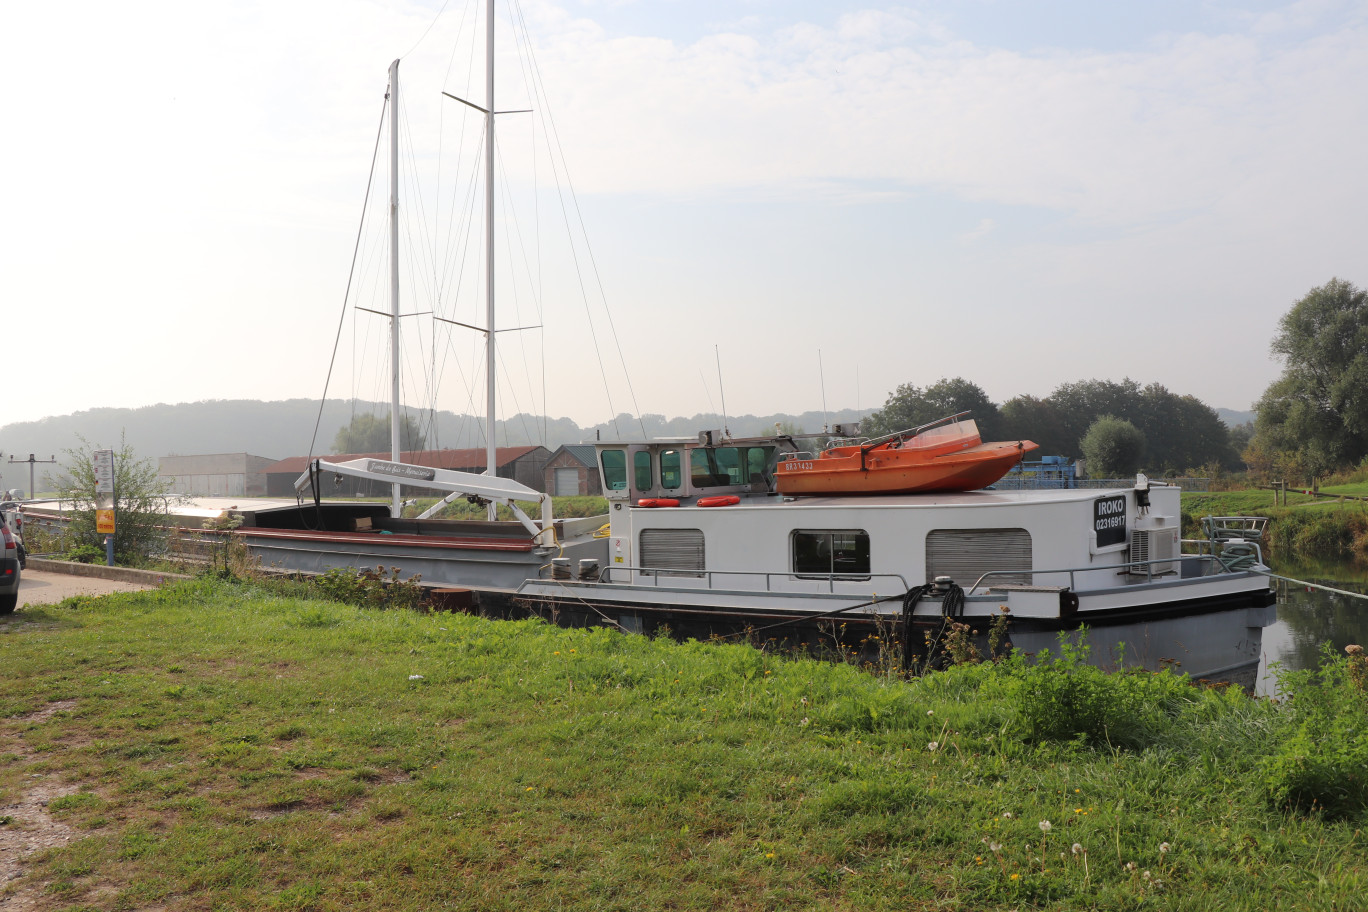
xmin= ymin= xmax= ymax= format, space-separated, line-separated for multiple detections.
xmin=818 ymin=349 xmax=829 ymax=433
xmin=714 ymin=344 xmax=730 ymax=438
xmin=698 ymin=369 xmax=718 ymax=416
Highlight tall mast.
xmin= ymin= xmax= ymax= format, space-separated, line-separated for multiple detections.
xmin=483 ymin=0 xmax=497 ymax=520
xmin=388 ymin=59 xmax=402 ymax=519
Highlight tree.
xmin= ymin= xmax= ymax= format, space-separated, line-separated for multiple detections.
xmin=1037 ymin=378 xmax=1234 ymax=472
xmin=54 ymin=435 xmax=177 ymax=563
xmin=1251 ymin=278 xmax=1368 ymax=477
xmin=999 ymin=395 xmax=1070 ymax=455
xmin=862 ymin=378 xmax=1002 ymax=439
xmin=332 ymin=412 xmax=426 ymax=454
xmin=1081 ymin=416 xmax=1145 ymax=478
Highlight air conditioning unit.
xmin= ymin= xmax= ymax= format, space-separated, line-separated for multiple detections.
xmin=1129 ymin=526 xmax=1178 ymax=576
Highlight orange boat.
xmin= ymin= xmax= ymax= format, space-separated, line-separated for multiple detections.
xmin=775 ymin=416 xmax=1038 ymax=496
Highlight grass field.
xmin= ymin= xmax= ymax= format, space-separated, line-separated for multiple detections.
xmin=3 ymin=579 xmax=1367 ymax=910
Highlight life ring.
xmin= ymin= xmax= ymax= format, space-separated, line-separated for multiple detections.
xmin=636 ymin=498 xmax=680 ymax=508
xmin=697 ymin=495 xmax=741 ymax=507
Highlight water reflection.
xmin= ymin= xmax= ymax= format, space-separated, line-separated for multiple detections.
xmin=1256 ymin=558 xmax=1368 ymax=695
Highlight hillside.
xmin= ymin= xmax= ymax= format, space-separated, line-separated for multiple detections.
xmin=0 ymin=399 xmax=870 ymax=473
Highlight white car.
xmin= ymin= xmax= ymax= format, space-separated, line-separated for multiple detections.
xmin=0 ymin=515 xmax=19 ymax=614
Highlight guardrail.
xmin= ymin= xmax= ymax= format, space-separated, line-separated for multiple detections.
xmin=594 ymin=565 xmax=910 ymax=595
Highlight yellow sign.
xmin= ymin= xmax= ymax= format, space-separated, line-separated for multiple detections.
xmin=96 ymin=509 xmax=116 ymax=534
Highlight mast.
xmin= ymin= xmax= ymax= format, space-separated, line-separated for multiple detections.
xmin=388 ymin=59 xmax=402 ymax=519
xmin=483 ymin=0 xmax=497 ymax=521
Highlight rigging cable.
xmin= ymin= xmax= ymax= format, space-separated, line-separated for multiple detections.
xmin=308 ymin=88 xmax=389 ymax=465
xmin=400 ymin=0 xmax=453 ymax=59
xmin=510 ymin=0 xmax=647 ymax=439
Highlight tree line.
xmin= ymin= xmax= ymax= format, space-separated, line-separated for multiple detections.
xmin=857 ymin=276 xmax=1368 ymax=482
xmin=860 ymin=376 xmax=1242 ymax=476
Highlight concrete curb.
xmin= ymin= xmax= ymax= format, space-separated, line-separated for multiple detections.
xmin=26 ymin=558 xmax=193 ymax=586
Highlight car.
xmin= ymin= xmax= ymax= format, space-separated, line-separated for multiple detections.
xmin=0 ymin=514 xmax=19 ymax=614
xmin=0 ymin=501 xmax=25 ymax=569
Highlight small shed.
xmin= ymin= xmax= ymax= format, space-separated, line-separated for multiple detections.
xmin=158 ymin=453 xmax=276 ymax=498
xmin=543 ymin=445 xmax=601 ymax=496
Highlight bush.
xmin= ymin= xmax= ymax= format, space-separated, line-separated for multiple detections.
xmin=310 ymin=565 xmax=425 ymax=611
xmin=64 ymin=544 xmax=106 ymax=564
xmin=1262 ymin=646 xmax=1368 ymax=818
xmin=992 ymin=636 xmax=1198 ymax=749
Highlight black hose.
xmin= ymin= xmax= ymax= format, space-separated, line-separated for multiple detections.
xmin=901 ymin=581 xmax=967 ymax=673
xmin=900 ymin=585 xmax=930 ymax=672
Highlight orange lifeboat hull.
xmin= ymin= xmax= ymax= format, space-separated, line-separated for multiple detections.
xmin=776 ymin=440 xmax=1039 ymax=496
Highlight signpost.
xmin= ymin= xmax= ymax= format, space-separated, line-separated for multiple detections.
xmin=94 ymin=449 xmax=116 ymax=566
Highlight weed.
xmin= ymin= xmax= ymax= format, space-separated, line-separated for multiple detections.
xmin=1263 ymin=645 xmax=1368 ymax=818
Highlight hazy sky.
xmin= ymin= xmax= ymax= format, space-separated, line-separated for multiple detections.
xmin=5 ymin=0 xmax=1366 ymax=441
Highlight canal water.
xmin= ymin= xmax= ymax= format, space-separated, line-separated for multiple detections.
xmin=1256 ymin=557 xmax=1368 ymax=695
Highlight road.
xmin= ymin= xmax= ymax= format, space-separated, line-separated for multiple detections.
xmin=14 ymin=568 xmax=154 ymax=609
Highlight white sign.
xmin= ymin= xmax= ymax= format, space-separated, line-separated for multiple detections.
xmin=94 ymin=449 xmax=115 ymax=495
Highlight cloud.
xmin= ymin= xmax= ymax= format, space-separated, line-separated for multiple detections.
xmin=513 ymin=3 xmax=1368 ymax=228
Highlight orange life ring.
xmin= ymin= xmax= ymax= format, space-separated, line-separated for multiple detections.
xmin=636 ymin=498 xmax=680 ymax=508
xmin=696 ymin=495 xmax=741 ymax=507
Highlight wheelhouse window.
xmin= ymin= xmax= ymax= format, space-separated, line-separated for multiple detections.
xmin=690 ymin=446 xmax=776 ymax=488
xmin=633 ymin=451 xmax=653 ymax=491
xmin=660 ymin=449 xmax=683 ymax=490
xmin=792 ymin=529 xmax=871 ymax=579
xmin=600 ymin=449 xmax=627 ymax=491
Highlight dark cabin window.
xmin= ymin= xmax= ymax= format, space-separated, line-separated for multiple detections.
xmin=690 ymin=446 xmax=775 ymax=487
xmin=792 ymin=530 xmax=871 ymax=579
xmin=633 ymin=451 xmax=653 ymax=491
xmin=660 ymin=449 xmax=683 ymax=490
xmin=601 ymin=450 xmax=627 ymax=491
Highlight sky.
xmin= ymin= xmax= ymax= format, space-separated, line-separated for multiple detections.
xmin=4 ymin=0 xmax=1367 ymax=442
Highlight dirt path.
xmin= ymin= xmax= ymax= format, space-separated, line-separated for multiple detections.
xmin=2 ymin=571 xmax=156 ymax=907
xmin=0 ymin=701 xmax=80 ymax=910
xmin=16 ymin=569 xmax=154 ymax=609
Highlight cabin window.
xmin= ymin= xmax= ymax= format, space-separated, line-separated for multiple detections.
xmin=601 ymin=449 xmax=627 ymax=491
xmin=792 ymin=529 xmax=871 ymax=579
xmin=633 ymin=451 xmax=653 ymax=491
xmin=640 ymin=528 xmax=705 ymax=577
xmin=690 ymin=446 xmax=776 ymax=487
xmin=660 ymin=450 xmax=683 ymax=490
xmin=747 ymin=446 xmax=773 ymax=482
xmin=925 ymin=528 xmax=1032 ymax=588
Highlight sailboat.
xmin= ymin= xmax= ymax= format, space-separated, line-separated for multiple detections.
xmin=237 ymin=8 xmax=611 ymax=592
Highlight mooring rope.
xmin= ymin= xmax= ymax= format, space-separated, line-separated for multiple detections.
xmin=1252 ymin=569 xmax=1368 ymax=602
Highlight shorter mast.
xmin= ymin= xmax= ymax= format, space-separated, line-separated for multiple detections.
xmin=483 ymin=0 xmax=497 ymax=521
xmin=388 ymin=58 xmax=403 ymax=519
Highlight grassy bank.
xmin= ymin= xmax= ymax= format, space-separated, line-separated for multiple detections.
xmin=3 ymin=580 xmax=1367 ymax=910
xmin=1182 ymin=490 xmax=1368 ymax=565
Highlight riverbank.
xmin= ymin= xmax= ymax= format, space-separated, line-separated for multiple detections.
xmin=2 ymin=578 xmax=1365 ymax=910
xmin=1182 ymin=489 xmax=1368 ymax=565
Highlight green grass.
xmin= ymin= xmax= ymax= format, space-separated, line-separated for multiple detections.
xmin=2 ymin=580 xmax=1367 ymax=910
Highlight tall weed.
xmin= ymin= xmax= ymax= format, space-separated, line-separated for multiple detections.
xmin=1262 ymin=645 xmax=1368 ymax=818
xmin=990 ymin=636 xmax=1199 ymax=749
